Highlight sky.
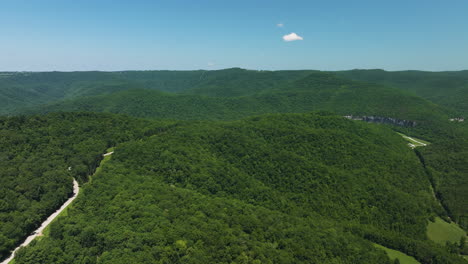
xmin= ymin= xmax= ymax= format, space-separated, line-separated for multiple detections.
xmin=1 ymin=0 xmax=467 ymax=71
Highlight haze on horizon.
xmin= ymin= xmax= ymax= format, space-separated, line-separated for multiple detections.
xmin=1 ymin=0 xmax=467 ymax=72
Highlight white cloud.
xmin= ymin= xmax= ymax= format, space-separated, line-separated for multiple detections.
xmin=207 ymin=62 xmax=215 ymax=67
xmin=283 ymin=32 xmax=303 ymax=42
xmin=277 ymin=23 xmax=284 ymax=28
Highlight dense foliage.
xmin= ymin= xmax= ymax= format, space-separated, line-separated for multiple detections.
xmin=23 ymin=73 xmax=449 ymax=127
xmin=0 ymin=113 xmax=159 ymax=261
xmin=0 ymin=69 xmax=310 ymax=114
xmin=1 ymin=68 xmax=467 ymax=263
xmin=416 ymin=124 xmax=468 ymax=228
xmin=1 ymin=69 xmax=454 ymax=121
xmin=393 ymin=118 xmax=468 ymax=231
xmin=335 ymin=69 xmax=468 ymax=116
xmin=12 ymin=113 xmax=466 ymax=263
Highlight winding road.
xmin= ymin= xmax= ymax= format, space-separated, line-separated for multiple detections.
xmin=1 ymin=151 xmax=114 ymax=263
xmin=1 ymin=179 xmax=80 ymax=264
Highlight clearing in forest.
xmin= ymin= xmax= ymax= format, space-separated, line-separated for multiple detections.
xmin=397 ymin=133 xmax=430 ymax=148
xmin=373 ymin=243 xmax=420 ymax=264
xmin=427 ymin=217 xmax=466 ymax=245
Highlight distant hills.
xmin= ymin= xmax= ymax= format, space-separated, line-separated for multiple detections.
xmin=335 ymin=69 xmax=468 ymax=116
xmin=0 ymin=69 xmax=308 ymax=114
xmin=17 ymin=71 xmax=449 ymax=126
xmin=3 ymin=68 xmax=466 ymax=118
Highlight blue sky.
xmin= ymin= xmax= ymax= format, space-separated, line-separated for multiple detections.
xmin=1 ymin=0 xmax=467 ymax=71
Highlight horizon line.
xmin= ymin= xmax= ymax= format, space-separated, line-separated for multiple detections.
xmin=1 ymin=67 xmax=468 ymax=73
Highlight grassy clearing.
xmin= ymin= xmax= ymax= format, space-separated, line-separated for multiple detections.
xmin=374 ymin=243 xmax=420 ymax=264
xmin=397 ymin=132 xmax=430 ymax=148
xmin=427 ymin=217 xmax=466 ymax=245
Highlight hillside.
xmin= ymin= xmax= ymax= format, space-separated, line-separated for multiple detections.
xmin=4 ymin=68 xmax=462 ymax=116
xmin=11 ymin=112 xmax=466 ymax=263
xmin=0 ymin=72 xmax=148 ymax=114
xmin=5 ymin=70 xmax=467 ymax=234
xmin=0 ymin=69 xmax=310 ymax=115
xmin=2 ymin=70 xmax=467 ymax=263
xmin=416 ymin=123 xmax=468 ymax=228
xmin=335 ymin=69 xmax=468 ymax=116
xmin=2 ymin=69 xmax=467 ymax=117
xmin=23 ymin=72 xmax=449 ymax=125
xmin=0 ymin=113 xmax=162 ymax=261
xmin=181 ymin=68 xmax=312 ymax=97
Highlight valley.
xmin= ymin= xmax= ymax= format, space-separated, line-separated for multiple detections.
xmin=0 ymin=70 xmax=466 ymax=264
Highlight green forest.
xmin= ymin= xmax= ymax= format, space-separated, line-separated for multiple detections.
xmin=335 ymin=69 xmax=468 ymax=116
xmin=0 ymin=69 xmax=467 ymax=263
xmin=0 ymin=113 xmax=164 ymax=260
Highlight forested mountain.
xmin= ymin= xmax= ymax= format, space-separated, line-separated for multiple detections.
xmin=335 ymin=69 xmax=468 ymax=115
xmin=23 ymin=72 xmax=449 ymax=126
xmin=1 ymin=69 xmax=467 ymax=263
xmin=0 ymin=69 xmax=310 ymax=115
xmin=415 ymin=123 xmax=468 ymax=228
xmin=0 ymin=72 xmax=127 ymax=114
xmin=180 ymin=68 xmax=312 ymax=97
xmin=2 ymin=69 xmax=467 ymax=117
xmin=11 ymin=112 xmax=466 ymax=263
xmin=0 ymin=71 xmax=197 ymax=114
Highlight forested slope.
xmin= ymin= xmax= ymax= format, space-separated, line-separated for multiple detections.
xmin=335 ymin=69 xmax=468 ymax=115
xmin=3 ymin=70 xmax=466 ymax=234
xmin=0 ymin=113 xmax=161 ymax=261
xmin=0 ymin=71 xmax=196 ymax=114
xmin=23 ymin=72 xmax=449 ymax=126
xmin=0 ymin=69 xmax=310 ymax=114
xmin=12 ymin=112 xmax=466 ymax=263
xmin=0 ymin=72 xmax=125 ymax=114
xmin=1 ymin=69 xmax=467 ymax=263
xmin=415 ymin=123 xmax=468 ymax=228
xmin=181 ymin=68 xmax=312 ymax=97
xmin=2 ymin=69 xmax=467 ymax=116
